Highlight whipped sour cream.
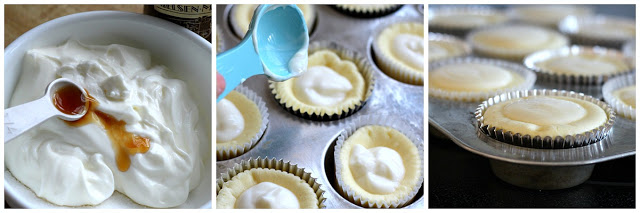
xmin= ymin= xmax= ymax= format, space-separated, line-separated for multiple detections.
xmin=294 ymin=65 xmax=353 ymax=106
xmin=392 ymin=34 xmax=424 ymax=70
xmin=5 ymin=40 xmax=203 ymax=208
xmin=235 ymin=182 xmax=300 ymax=208
xmin=216 ymin=99 xmax=245 ymax=142
xmin=349 ymin=144 xmax=405 ymax=194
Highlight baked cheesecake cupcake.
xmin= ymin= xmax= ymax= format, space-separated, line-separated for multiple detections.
xmin=334 ymin=115 xmax=423 ymax=208
xmin=475 ymin=89 xmax=616 ymax=149
xmin=270 ymin=41 xmax=374 ymax=120
xmin=373 ymin=22 xmax=424 ymax=85
xmin=333 ymin=4 xmax=403 ymax=18
xmin=559 ymin=15 xmax=635 ymax=48
xmin=603 ymin=74 xmax=636 ymax=120
xmin=467 ymin=24 xmax=569 ymax=61
xmin=622 ymin=40 xmax=635 ymax=68
xmin=524 ymin=45 xmax=632 ymax=85
xmin=231 ymin=4 xmax=316 ymax=38
xmin=429 ymin=57 xmax=536 ymax=102
xmin=429 ymin=6 xmax=508 ymax=36
xmin=216 ymin=86 xmax=268 ymax=160
xmin=428 ymin=33 xmax=471 ymax=63
xmin=507 ymin=5 xmax=593 ymax=27
xmin=216 ymin=157 xmax=326 ymax=208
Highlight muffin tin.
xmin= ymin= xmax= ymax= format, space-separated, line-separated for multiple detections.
xmin=216 ymin=4 xmax=424 ymax=208
xmin=428 ymin=6 xmax=635 ymax=190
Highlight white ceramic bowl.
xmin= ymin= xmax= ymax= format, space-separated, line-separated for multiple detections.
xmin=4 ymin=11 xmax=212 ymax=208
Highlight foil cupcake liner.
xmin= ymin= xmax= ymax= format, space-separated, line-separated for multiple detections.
xmin=523 ymin=45 xmax=633 ymax=85
xmin=466 ymin=24 xmax=569 ymax=62
xmin=372 ymin=21 xmax=424 ymax=85
xmin=428 ymin=6 xmax=508 ymax=37
xmin=558 ymin=15 xmax=635 ymax=49
xmin=230 ymin=4 xmax=316 ymax=39
xmin=429 ymin=57 xmax=536 ymax=102
xmin=506 ymin=5 xmax=593 ymax=28
xmin=216 ymin=85 xmax=269 ymax=160
xmin=602 ymin=73 xmax=636 ymax=120
xmin=216 ymin=157 xmax=327 ymax=208
xmin=475 ymin=89 xmax=616 ymax=149
xmin=269 ymin=40 xmax=375 ymax=121
xmin=333 ymin=114 xmax=424 ymax=208
xmin=428 ymin=32 xmax=472 ymax=63
xmin=332 ymin=4 xmax=403 ymax=18
xmin=216 ymin=25 xmax=224 ymax=54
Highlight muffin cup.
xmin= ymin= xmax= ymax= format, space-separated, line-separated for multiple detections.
xmin=372 ymin=21 xmax=424 ymax=85
xmin=216 ymin=25 xmax=224 ymax=54
xmin=524 ymin=45 xmax=633 ymax=86
xmin=428 ymin=6 xmax=507 ymax=37
xmin=466 ymin=24 xmax=569 ymax=62
xmin=558 ymin=15 xmax=635 ymax=49
xmin=429 ymin=57 xmax=537 ymax=102
xmin=332 ymin=4 xmax=403 ymax=18
xmin=602 ymin=73 xmax=636 ymax=120
xmin=216 ymin=85 xmax=269 ymax=160
xmin=216 ymin=157 xmax=327 ymax=208
xmin=269 ymin=40 xmax=375 ymax=121
xmin=333 ymin=114 xmax=424 ymax=208
xmin=428 ymin=32 xmax=472 ymax=63
xmin=475 ymin=89 xmax=616 ymax=149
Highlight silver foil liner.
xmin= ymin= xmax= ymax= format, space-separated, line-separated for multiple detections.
xmin=558 ymin=15 xmax=636 ymax=49
xmin=602 ymin=73 xmax=636 ymax=120
xmin=269 ymin=40 xmax=375 ymax=121
xmin=428 ymin=6 xmax=508 ymax=37
xmin=332 ymin=4 xmax=403 ymax=18
xmin=429 ymin=57 xmax=536 ymax=102
xmin=215 ymin=157 xmax=327 ymax=209
xmin=475 ymin=89 xmax=616 ymax=149
xmin=216 ymin=85 xmax=269 ymax=160
xmin=333 ymin=114 xmax=424 ymax=208
xmin=523 ymin=45 xmax=634 ymax=85
xmin=428 ymin=32 xmax=472 ymax=63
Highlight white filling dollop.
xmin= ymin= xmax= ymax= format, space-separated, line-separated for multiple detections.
xmin=216 ymin=99 xmax=245 ymax=142
xmin=294 ymin=66 xmax=353 ymax=106
xmin=392 ymin=34 xmax=424 ymax=70
xmin=349 ymin=144 xmax=405 ymax=194
xmin=5 ymin=40 xmax=202 ymax=208
xmin=235 ymin=182 xmax=300 ymax=209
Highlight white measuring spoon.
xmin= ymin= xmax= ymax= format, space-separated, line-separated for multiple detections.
xmin=4 ymin=78 xmax=88 ymax=143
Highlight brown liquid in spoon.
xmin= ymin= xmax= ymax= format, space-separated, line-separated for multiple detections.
xmin=66 ymin=91 xmax=150 ymax=172
xmin=52 ymin=84 xmax=86 ymax=115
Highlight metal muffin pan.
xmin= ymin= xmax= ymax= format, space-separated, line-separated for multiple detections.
xmin=216 ymin=4 xmax=424 ymax=208
xmin=429 ymin=51 xmax=635 ymax=189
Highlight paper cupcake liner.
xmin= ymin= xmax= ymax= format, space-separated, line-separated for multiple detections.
xmin=216 ymin=85 xmax=269 ymax=160
xmin=475 ymin=89 xmax=616 ymax=149
xmin=269 ymin=41 xmax=375 ymax=121
xmin=524 ymin=45 xmax=634 ymax=85
xmin=429 ymin=57 xmax=537 ymax=102
xmin=558 ymin=15 xmax=635 ymax=49
xmin=216 ymin=25 xmax=224 ymax=54
xmin=372 ymin=21 xmax=424 ymax=85
xmin=428 ymin=6 xmax=508 ymax=37
xmin=216 ymin=157 xmax=327 ymax=208
xmin=333 ymin=114 xmax=424 ymax=208
xmin=428 ymin=32 xmax=472 ymax=63
xmin=602 ymin=73 xmax=636 ymax=120
xmin=332 ymin=4 xmax=403 ymax=18
xmin=622 ymin=40 xmax=636 ymax=68
xmin=466 ymin=24 xmax=569 ymax=62
xmin=230 ymin=4 xmax=316 ymax=39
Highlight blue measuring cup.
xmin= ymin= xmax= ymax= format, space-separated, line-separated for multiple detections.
xmin=217 ymin=4 xmax=309 ymax=102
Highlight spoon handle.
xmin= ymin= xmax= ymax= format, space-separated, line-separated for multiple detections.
xmin=216 ymin=34 xmax=264 ymax=102
xmin=4 ymin=96 xmax=58 ymax=143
